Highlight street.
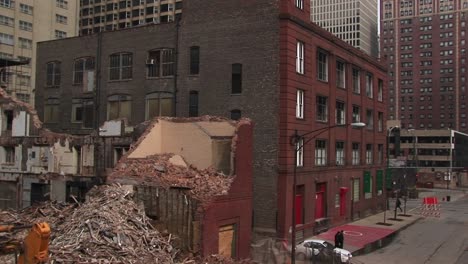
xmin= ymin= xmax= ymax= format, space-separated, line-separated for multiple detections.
xmin=352 ymin=194 xmax=468 ymax=264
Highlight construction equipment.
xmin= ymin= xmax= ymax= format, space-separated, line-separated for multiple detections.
xmin=0 ymin=222 xmax=50 ymax=264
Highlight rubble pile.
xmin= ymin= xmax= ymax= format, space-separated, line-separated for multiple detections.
xmin=1 ymin=184 xmax=177 ymax=264
xmin=110 ymin=153 xmax=233 ymax=203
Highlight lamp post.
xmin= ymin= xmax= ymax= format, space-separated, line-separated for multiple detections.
xmin=384 ymin=126 xmax=399 ymax=225
xmin=290 ymin=122 xmax=366 ymax=264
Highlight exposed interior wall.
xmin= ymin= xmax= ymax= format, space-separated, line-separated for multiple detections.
xmin=50 ymin=140 xmax=78 ymax=175
xmin=129 ymin=120 xmax=234 ymax=171
xmin=27 ymin=146 xmax=50 ymax=173
xmin=0 ymin=145 xmax=22 ymax=172
xmin=12 ymin=111 xmax=30 ymax=137
xmin=0 ymin=179 xmax=18 ymax=209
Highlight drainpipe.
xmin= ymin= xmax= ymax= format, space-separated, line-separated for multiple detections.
xmin=94 ymin=32 xmax=103 ymax=178
xmin=173 ymin=17 xmax=181 ymax=117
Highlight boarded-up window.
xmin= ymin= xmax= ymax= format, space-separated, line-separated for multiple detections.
xmin=230 ymin=109 xmax=241 ymax=120
xmin=145 ymin=93 xmax=173 ymax=120
xmin=189 ymin=91 xmax=198 ymax=117
xmin=44 ymin=98 xmax=60 ymax=123
xmin=190 ymin=46 xmax=200 ymax=75
xmin=218 ymin=224 xmax=236 ymax=258
xmin=107 ymin=95 xmax=132 ymax=121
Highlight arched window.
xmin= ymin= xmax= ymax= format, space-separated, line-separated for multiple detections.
xmin=145 ymin=92 xmax=173 ymax=120
xmin=107 ymin=94 xmax=132 ymax=121
xmin=147 ymin=49 xmax=175 ymax=78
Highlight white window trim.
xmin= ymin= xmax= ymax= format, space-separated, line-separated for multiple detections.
xmin=296 ymin=138 xmax=304 ymax=167
xmin=296 ymin=41 xmax=304 ymax=74
xmin=296 ymin=89 xmax=304 ymax=119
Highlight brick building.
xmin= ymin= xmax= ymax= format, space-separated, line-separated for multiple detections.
xmin=381 ymin=0 xmax=468 ymax=132
xmin=36 ymin=0 xmax=387 ymax=248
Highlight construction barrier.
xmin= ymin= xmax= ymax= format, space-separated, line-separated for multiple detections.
xmin=419 ymin=197 xmax=440 ymax=217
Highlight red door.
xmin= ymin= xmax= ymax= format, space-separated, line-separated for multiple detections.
xmin=295 ymin=194 xmax=303 ymax=225
xmin=315 ymin=192 xmax=324 ymax=219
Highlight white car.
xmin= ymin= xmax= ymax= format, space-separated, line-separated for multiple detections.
xmin=294 ymin=239 xmax=352 ymax=263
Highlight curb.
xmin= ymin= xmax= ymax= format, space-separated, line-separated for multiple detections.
xmin=351 ymin=216 xmax=423 ymax=256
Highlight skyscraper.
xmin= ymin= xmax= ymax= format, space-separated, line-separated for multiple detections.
xmin=79 ymin=0 xmax=182 ymax=36
xmin=381 ymin=0 xmax=468 ymax=132
xmin=311 ymin=0 xmax=378 ymax=57
xmin=0 ymin=0 xmax=79 ymax=106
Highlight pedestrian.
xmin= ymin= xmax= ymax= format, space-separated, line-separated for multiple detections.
xmin=396 ymin=197 xmax=403 ymax=212
xmin=334 ymin=231 xmax=340 ymax=248
xmin=338 ymin=230 xmax=344 ymax=249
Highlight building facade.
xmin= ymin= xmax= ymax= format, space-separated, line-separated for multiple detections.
xmin=35 ymin=0 xmax=387 ymax=251
xmin=310 ymin=0 xmax=379 ymax=57
xmin=0 ymin=0 xmax=79 ymax=106
xmin=381 ymin=0 xmax=468 ymax=133
xmin=79 ymin=0 xmax=182 ymax=36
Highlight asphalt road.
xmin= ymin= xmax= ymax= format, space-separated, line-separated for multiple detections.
xmin=352 ymin=194 xmax=468 ymax=264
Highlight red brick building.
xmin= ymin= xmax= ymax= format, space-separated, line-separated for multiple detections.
xmin=35 ymin=0 xmax=388 ymax=251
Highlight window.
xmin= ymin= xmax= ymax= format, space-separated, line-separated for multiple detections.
xmin=296 ymin=41 xmax=304 ymax=74
xmin=56 ymin=0 xmax=68 ymax=9
xmin=378 ymin=112 xmax=383 ymax=132
xmin=366 ymin=73 xmax=373 ymax=98
xmin=56 ymin=14 xmax=68 ymax=24
xmin=147 ymin=49 xmax=175 ymax=78
xmin=46 ymin=61 xmax=61 ymax=86
xmin=44 ymin=98 xmax=60 ymax=123
xmin=378 ymin=144 xmax=383 ymax=164
xmin=366 ymin=144 xmax=373 ymax=164
xmin=364 ymin=172 xmax=372 ymax=198
xmin=295 ymin=0 xmax=304 ymax=9
xmin=366 ymin=109 xmax=373 ymax=129
xmin=20 ymin=4 xmax=33 ymax=14
xmin=315 ymin=139 xmax=327 ymax=166
xmin=145 ymin=92 xmax=173 ymax=120
xmin=231 ymin=63 xmax=242 ymax=94
xmin=336 ymin=101 xmax=345 ymax=125
xmin=336 ymin=60 xmax=345 ymax=88
xmin=0 ymin=33 xmax=14 ymax=45
xmin=317 ymin=51 xmax=328 ymax=81
xmin=18 ymin=38 xmax=32 ymax=49
xmin=55 ymin=30 xmax=67 ymax=39
xmin=296 ymin=138 xmax=304 ymax=167
xmin=336 ymin=141 xmax=345 ymax=165
xmin=73 ymin=57 xmax=95 ymax=85
xmin=16 ymin=75 xmax=30 ymax=86
xmin=0 ymin=0 xmax=13 ymax=8
xmin=353 ymin=178 xmax=360 ymax=202
xmin=230 ymin=109 xmax=242 ymax=120
xmin=352 ymin=143 xmax=360 ymax=165
xmin=352 ymin=68 xmax=360 ymax=93
xmin=378 ymin=79 xmax=383 ymax=101
xmin=316 ymin=96 xmax=328 ymax=122
xmin=0 ymin=15 xmax=14 ymax=27
xmin=18 ymin=21 xmax=32 ymax=31
xmin=189 ymin=46 xmax=200 ymax=75
xmin=4 ymin=147 xmax=15 ymax=164
xmin=109 ymin=53 xmax=132 ymax=80
xmin=107 ymin=95 xmax=132 ymax=121
xmin=71 ymin=99 xmax=94 ymax=128
xmin=189 ymin=91 xmax=198 ymax=117
xmin=352 ymin=105 xmax=360 ymax=123
xmin=296 ymin=89 xmax=304 ymax=119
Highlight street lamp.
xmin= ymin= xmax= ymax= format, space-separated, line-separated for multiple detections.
xmin=383 ymin=126 xmax=399 ymax=225
xmin=289 ymin=122 xmax=366 ymax=264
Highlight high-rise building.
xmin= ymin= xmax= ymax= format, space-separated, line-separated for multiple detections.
xmin=381 ymin=0 xmax=468 ymax=133
xmin=310 ymin=0 xmax=378 ymax=57
xmin=0 ymin=0 xmax=79 ymax=106
xmin=79 ymin=0 xmax=182 ymax=36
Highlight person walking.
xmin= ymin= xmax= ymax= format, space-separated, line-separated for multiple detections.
xmin=334 ymin=231 xmax=341 ymax=248
xmin=338 ymin=230 xmax=344 ymax=249
xmin=396 ymin=197 xmax=403 ymax=212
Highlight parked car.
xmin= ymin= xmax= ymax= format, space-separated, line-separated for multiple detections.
xmin=293 ymin=239 xmax=352 ymax=263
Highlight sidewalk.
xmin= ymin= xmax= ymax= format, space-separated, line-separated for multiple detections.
xmin=308 ymin=188 xmax=467 ymax=257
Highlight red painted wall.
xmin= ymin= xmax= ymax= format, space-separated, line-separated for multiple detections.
xmin=201 ymin=121 xmax=253 ymax=259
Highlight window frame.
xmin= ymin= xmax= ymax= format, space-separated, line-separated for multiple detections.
xmin=189 ymin=46 xmax=200 ymax=75
xmin=296 ymin=138 xmax=304 ymax=167
xmin=317 ymin=50 xmax=328 ymax=82
xmin=336 ymin=60 xmax=346 ymax=88
xmin=296 ymin=41 xmax=304 ymax=74
xmin=296 ymin=89 xmax=304 ymax=119
xmin=73 ymin=57 xmax=95 ymax=85
xmin=109 ymin=52 xmax=133 ymax=81
xmin=316 ymin=95 xmax=328 ymax=122
xmin=366 ymin=144 xmax=373 ymax=165
xmin=295 ymin=0 xmax=304 ymax=10
xmin=336 ymin=101 xmax=346 ymax=125
xmin=46 ymin=61 xmax=61 ymax=87
xmin=352 ymin=142 xmax=360 ymax=165
xmin=315 ymin=139 xmax=327 ymax=166
xmin=335 ymin=141 xmax=345 ymax=166
xmin=352 ymin=68 xmax=360 ymax=94
xmin=107 ymin=94 xmax=132 ymax=121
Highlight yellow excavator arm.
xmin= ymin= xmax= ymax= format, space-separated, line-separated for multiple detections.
xmin=0 ymin=222 xmax=50 ymax=264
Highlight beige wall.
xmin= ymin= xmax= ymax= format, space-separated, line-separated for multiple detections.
xmin=0 ymin=0 xmax=79 ymax=106
xmin=129 ymin=120 xmax=235 ymax=171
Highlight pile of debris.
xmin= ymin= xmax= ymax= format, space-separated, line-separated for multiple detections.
xmin=1 ymin=184 xmax=177 ymax=263
xmin=110 ymin=153 xmax=233 ymax=203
